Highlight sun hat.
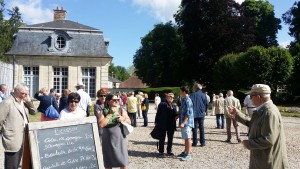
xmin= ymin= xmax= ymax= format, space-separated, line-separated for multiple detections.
xmin=248 ymin=84 xmax=271 ymax=94
xmin=75 ymin=81 xmax=85 ymax=87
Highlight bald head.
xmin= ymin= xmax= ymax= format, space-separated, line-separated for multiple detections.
xmin=227 ymin=90 xmax=233 ymax=96
xmin=14 ymin=83 xmax=28 ymax=101
xmin=0 ymin=84 xmax=8 ymax=93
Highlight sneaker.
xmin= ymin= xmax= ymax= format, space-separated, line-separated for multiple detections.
xmin=181 ymin=154 xmax=191 ymax=161
xmin=177 ymin=152 xmax=186 ymax=157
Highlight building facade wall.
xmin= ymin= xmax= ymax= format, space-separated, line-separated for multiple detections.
xmin=12 ymin=56 xmax=111 ymax=97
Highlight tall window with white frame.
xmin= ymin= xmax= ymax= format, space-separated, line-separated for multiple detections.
xmin=23 ymin=66 xmax=39 ymax=97
xmin=53 ymin=67 xmax=68 ymax=94
xmin=82 ymin=68 xmax=96 ymax=98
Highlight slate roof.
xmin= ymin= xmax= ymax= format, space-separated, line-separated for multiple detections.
xmin=6 ymin=20 xmax=112 ymax=58
xmin=109 ymin=76 xmax=122 ymax=83
xmin=25 ymin=20 xmax=100 ymax=31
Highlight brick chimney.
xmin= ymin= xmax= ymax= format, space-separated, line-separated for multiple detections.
xmin=53 ymin=6 xmax=67 ymax=21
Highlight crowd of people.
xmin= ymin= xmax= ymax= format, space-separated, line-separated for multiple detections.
xmin=0 ymin=82 xmax=290 ymax=169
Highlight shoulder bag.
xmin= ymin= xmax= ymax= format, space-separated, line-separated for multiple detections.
xmin=45 ymin=97 xmax=59 ymax=119
xmin=119 ymin=107 xmax=134 ymax=136
xmin=150 ymin=125 xmax=160 ymax=140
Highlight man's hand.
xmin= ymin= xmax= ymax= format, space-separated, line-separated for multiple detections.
xmin=228 ymin=106 xmax=237 ymax=119
xmin=180 ymin=123 xmax=185 ymax=128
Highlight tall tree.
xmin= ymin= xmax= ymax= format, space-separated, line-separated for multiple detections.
xmin=242 ymin=0 xmax=281 ymax=47
xmin=133 ymin=22 xmax=185 ymax=87
xmin=109 ymin=63 xmax=130 ymax=81
xmin=282 ymin=1 xmax=300 ymax=56
xmin=174 ymin=0 xmax=255 ymax=86
xmin=0 ymin=2 xmax=23 ymax=61
xmin=126 ymin=65 xmax=136 ymax=76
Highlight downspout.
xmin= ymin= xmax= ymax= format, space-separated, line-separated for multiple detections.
xmin=13 ymin=55 xmax=15 ymax=87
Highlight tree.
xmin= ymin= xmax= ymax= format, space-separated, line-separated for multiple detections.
xmin=288 ymin=54 xmax=300 ymax=95
xmin=212 ymin=53 xmax=242 ymax=90
xmin=0 ymin=2 xmax=23 ymax=61
xmin=133 ymin=22 xmax=185 ymax=87
xmin=126 ymin=65 xmax=136 ymax=76
xmin=109 ymin=63 xmax=130 ymax=81
xmin=267 ymin=47 xmax=293 ymax=91
xmin=282 ymin=2 xmax=300 ymax=55
xmin=242 ymin=0 xmax=281 ymax=47
xmin=235 ymin=46 xmax=271 ymax=88
xmin=213 ymin=46 xmax=293 ymax=96
xmin=174 ymin=0 xmax=255 ymax=86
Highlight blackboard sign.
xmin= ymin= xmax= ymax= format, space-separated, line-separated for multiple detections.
xmin=28 ymin=117 xmax=104 ymax=169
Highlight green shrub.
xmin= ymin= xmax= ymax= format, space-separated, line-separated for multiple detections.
xmin=136 ymin=87 xmax=180 ymax=102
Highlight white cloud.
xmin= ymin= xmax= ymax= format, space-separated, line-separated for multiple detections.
xmin=7 ymin=0 xmax=53 ymax=24
xmin=131 ymin=0 xmax=181 ymax=22
xmin=279 ymin=41 xmax=291 ymax=48
xmin=131 ymin=0 xmax=245 ymax=23
xmin=235 ymin=0 xmax=245 ymax=4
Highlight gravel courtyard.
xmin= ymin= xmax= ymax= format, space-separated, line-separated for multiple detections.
xmin=126 ymin=104 xmax=300 ymax=169
xmin=0 ymin=104 xmax=299 ymax=169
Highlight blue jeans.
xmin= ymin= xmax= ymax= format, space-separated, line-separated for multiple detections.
xmin=142 ymin=110 xmax=148 ymax=126
xmin=216 ymin=114 xmax=225 ymax=128
xmin=192 ymin=117 xmax=205 ymax=145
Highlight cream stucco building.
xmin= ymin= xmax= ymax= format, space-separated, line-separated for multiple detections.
xmin=6 ymin=7 xmax=112 ymax=98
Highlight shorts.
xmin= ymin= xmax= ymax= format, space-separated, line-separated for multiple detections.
xmin=181 ymin=126 xmax=192 ymax=139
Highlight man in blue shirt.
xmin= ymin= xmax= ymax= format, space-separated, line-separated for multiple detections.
xmin=179 ymin=86 xmax=194 ymax=161
xmin=189 ymin=83 xmax=209 ymax=147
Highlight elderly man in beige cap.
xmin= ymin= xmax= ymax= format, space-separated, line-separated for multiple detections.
xmin=229 ymin=84 xmax=289 ymax=169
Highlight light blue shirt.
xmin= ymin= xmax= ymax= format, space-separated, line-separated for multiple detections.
xmin=0 ymin=92 xmax=7 ymax=103
xmin=180 ymin=96 xmax=194 ymax=128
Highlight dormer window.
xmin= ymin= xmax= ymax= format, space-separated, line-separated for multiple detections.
xmin=49 ymin=30 xmax=71 ymax=53
xmin=55 ymin=35 xmax=66 ymax=50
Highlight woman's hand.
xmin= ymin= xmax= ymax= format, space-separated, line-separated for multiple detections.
xmin=117 ymin=115 xmax=126 ymax=123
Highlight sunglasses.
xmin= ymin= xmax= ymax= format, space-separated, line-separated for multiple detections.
xmin=99 ymin=95 xmax=106 ymax=97
xmin=112 ymin=99 xmax=119 ymax=102
xmin=70 ymin=100 xmax=79 ymax=103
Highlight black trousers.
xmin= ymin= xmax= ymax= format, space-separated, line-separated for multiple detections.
xmin=158 ymin=129 xmax=175 ymax=153
xmin=5 ymin=147 xmax=23 ymax=169
xmin=128 ymin=112 xmax=137 ymax=127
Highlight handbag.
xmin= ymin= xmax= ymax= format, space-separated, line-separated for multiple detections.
xmin=121 ymin=122 xmax=134 ymax=136
xmin=150 ymin=125 xmax=160 ymax=140
xmin=142 ymin=105 xmax=146 ymax=111
xmin=45 ymin=97 xmax=59 ymax=119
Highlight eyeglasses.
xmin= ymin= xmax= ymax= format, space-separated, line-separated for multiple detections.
xmin=70 ymin=100 xmax=79 ymax=103
xmin=168 ymin=96 xmax=174 ymax=99
xmin=250 ymin=94 xmax=259 ymax=99
xmin=99 ymin=95 xmax=106 ymax=97
xmin=112 ymin=99 xmax=119 ymax=102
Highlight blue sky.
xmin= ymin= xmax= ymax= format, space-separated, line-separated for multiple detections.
xmin=4 ymin=0 xmax=297 ymax=68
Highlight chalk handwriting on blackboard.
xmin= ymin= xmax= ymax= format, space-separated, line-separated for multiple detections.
xmin=37 ymin=124 xmax=99 ymax=169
